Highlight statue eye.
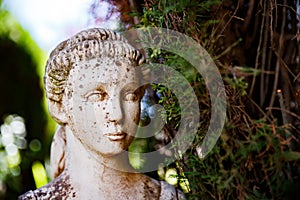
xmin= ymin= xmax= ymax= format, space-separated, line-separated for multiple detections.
xmin=85 ymin=90 xmax=107 ymax=102
xmin=124 ymin=92 xmax=138 ymax=102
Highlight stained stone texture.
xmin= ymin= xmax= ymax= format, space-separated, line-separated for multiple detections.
xmin=19 ymin=28 xmax=185 ymax=200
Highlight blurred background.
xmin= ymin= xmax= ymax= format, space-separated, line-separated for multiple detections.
xmin=0 ymin=0 xmax=299 ymax=199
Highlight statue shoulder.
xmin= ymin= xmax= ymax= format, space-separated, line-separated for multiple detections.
xmin=159 ymin=180 xmax=186 ymax=200
xmin=141 ymin=174 xmax=186 ymax=200
xmin=18 ymin=171 xmax=76 ymax=200
xmin=18 ymin=190 xmax=36 ymax=200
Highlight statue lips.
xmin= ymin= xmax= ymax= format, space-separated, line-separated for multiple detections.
xmin=104 ymin=132 xmax=126 ymax=141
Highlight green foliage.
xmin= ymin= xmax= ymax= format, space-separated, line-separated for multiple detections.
xmin=135 ymin=0 xmax=300 ymax=199
xmin=0 ymin=6 xmax=55 ymax=199
xmin=182 ymin=119 xmax=300 ymax=199
xmin=138 ymin=0 xmax=220 ymax=30
xmin=0 ymin=6 xmax=55 ymax=133
xmin=224 ymin=76 xmax=248 ymax=96
xmin=0 ymin=8 xmax=45 ymax=73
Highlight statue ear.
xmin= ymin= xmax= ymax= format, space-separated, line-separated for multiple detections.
xmin=48 ymin=100 xmax=68 ymax=124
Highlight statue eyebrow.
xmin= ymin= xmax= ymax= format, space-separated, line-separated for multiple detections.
xmin=96 ymin=84 xmax=107 ymax=91
xmin=77 ymin=81 xmax=107 ymax=91
xmin=121 ymin=82 xmax=139 ymax=91
xmin=81 ymin=84 xmax=107 ymax=99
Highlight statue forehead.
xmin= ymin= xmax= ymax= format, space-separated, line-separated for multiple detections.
xmin=72 ymin=56 xmax=136 ymax=73
xmin=67 ymin=57 xmax=139 ymax=87
xmin=75 ymin=56 xmax=133 ymax=69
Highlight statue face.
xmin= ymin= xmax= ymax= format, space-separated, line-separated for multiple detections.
xmin=63 ymin=57 xmax=141 ymax=156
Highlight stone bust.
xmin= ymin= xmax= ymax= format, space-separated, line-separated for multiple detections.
xmin=19 ymin=28 xmax=185 ymax=200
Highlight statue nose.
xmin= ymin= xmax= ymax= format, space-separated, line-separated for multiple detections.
xmin=107 ymin=98 xmax=123 ymax=124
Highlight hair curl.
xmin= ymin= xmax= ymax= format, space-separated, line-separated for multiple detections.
xmin=44 ymin=28 xmax=145 ymax=103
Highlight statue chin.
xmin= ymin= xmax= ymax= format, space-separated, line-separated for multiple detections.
xmin=84 ymin=139 xmax=129 ymax=158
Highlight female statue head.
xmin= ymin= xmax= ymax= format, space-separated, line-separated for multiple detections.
xmin=44 ymin=28 xmax=144 ymax=105
xmin=44 ymin=28 xmax=145 ymax=156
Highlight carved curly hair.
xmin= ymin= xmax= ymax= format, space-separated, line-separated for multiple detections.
xmin=44 ymin=28 xmax=145 ymax=103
